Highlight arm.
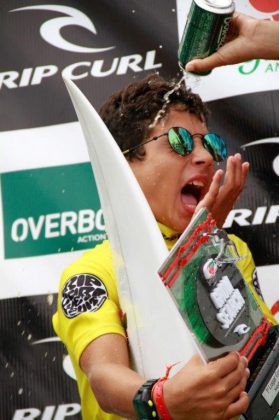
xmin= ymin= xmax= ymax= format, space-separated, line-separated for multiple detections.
xmin=80 ymin=333 xmax=249 ymax=419
xmin=80 ymin=333 xmax=145 ymax=419
xmin=186 ymin=13 xmax=279 ymax=73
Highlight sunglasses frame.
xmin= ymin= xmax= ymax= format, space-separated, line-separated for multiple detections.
xmin=123 ymin=127 xmax=227 ymax=162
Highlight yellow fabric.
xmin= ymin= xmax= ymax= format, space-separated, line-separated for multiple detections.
xmin=53 ymin=226 xmax=276 ymax=420
xmin=158 ymin=222 xmax=181 ymax=250
xmin=53 ymin=241 xmax=126 ymax=420
xmin=229 ymin=234 xmax=276 ymax=326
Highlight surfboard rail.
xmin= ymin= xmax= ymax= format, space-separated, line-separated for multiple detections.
xmin=64 ymin=78 xmax=197 ymax=377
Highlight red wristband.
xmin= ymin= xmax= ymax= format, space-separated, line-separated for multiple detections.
xmin=152 ymin=378 xmax=173 ymax=420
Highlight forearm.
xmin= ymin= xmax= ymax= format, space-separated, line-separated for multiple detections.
xmin=80 ymin=329 xmax=248 ymax=419
xmin=88 ymin=362 xmax=145 ymax=418
xmin=253 ymin=19 xmax=279 ymax=60
xmin=80 ymin=334 xmax=147 ymax=418
xmin=83 ymin=346 xmax=248 ymax=420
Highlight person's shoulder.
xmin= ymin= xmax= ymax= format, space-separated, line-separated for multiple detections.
xmin=227 ymin=233 xmax=255 ymax=279
xmin=60 ymin=239 xmax=113 ymax=287
xmin=81 ymin=239 xmax=112 ymax=260
xmin=71 ymin=238 xmax=111 ymax=265
xmin=227 ymin=233 xmax=250 ymax=253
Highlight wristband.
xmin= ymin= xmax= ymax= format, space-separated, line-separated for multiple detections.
xmin=152 ymin=363 xmax=178 ymax=420
xmin=152 ymin=378 xmax=172 ymax=420
xmin=133 ymin=379 xmax=159 ymax=419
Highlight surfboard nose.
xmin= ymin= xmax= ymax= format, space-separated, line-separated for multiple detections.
xmin=63 ymin=77 xmax=108 ymax=152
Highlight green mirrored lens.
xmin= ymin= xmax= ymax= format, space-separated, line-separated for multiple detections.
xmin=168 ymin=128 xmax=187 ymax=155
xmin=178 ymin=128 xmax=193 ymax=154
xmin=168 ymin=128 xmax=193 ymax=156
xmin=203 ymin=133 xmax=227 ymax=162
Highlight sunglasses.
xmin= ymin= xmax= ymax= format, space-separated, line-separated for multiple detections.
xmin=123 ymin=127 xmax=227 ymax=162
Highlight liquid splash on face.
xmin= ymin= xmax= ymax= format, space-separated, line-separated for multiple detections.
xmin=148 ymin=68 xmax=201 ymax=130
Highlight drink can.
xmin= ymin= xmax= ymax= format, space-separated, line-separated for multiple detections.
xmin=178 ymin=0 xmax=235 ymax=75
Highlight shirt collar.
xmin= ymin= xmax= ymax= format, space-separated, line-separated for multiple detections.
xmin=157 ymin=222 xmax=181 ymax=250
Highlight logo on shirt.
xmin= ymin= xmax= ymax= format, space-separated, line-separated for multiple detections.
xmin=62 ymin=274 xmax=108 ymax=318
xmin=242 ymin=138 xmax=279 ymax=178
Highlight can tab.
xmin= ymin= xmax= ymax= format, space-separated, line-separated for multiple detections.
xmin=204 ymin=0 xmax=232 ymax=8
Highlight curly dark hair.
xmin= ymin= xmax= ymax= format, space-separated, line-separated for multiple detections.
xmin=99 ymin=73 xmax=208 ymax=160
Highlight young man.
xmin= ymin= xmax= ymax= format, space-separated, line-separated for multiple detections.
xmin=53 ymin=74 xmax=275 ymax=419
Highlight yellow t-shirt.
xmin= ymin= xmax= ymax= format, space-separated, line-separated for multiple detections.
xmin=53 ymin=226 xmax=276 ymax=420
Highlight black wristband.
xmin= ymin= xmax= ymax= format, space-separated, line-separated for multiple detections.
xmin=133 ymin=378 xmax=159 ymax=420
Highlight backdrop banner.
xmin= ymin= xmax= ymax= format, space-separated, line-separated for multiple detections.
xmin=0 ymin=0 xmax=278 ymax=418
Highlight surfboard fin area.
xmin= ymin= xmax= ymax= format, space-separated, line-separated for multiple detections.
xmin=63 ymin=78 xmax=196 ymax=378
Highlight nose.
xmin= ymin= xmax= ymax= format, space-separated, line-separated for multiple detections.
xmin=191 ymin=136 xmax=214 ymax=165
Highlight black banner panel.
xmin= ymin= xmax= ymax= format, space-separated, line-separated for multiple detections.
xmin=0 ymin=0 xmax=178 ymax=131
xmin=208 ymin=90 xmax=279 ymax=266
xmin=0 ymin=295 xmax=81 ymax=420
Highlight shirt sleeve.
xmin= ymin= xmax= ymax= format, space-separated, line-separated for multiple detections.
xmin=52 ymin=241 xmax=126 ymax=366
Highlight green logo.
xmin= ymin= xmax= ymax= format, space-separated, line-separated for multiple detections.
xmin=238 ymin=59 xmax=279 ymax=75
xmin=1 ymin=163 xmax=107 ymax=259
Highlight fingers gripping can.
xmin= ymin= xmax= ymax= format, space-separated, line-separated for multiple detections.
xmin=178 ymin=0 xmax=235 ymax=75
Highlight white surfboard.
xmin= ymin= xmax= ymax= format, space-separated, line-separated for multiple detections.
xmin=64 ymin=78 xmax=197 ymax=378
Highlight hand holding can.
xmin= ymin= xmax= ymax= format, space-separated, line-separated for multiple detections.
xmin=178 ymin=0 xmax=235 ymax=75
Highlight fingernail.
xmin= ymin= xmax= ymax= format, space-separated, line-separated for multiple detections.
xmin=246 ymin=368 xmax=250 ymax=377
xmin=235 ymin=153 xmax=241 ymax=159
xmin=186 ymin=63 xmax=194 ymax=71
xmin=241 ymin=391 xmax=248 ymax=398
xmin=241 ymin=356 xmax=249 ymax=365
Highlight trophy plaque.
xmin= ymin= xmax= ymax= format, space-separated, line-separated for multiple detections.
xmin=159 ymin=209 xmax=279 ymax=420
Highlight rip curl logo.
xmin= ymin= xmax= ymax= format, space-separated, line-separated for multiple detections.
xmin=249 ymin=0 xmax=279 ymax=20
xmin=10 ymin=5 xmax=115 ymax=53
xmin=273 ymin=154 xmax=279 ymax=177
xmin=242 ymin=138 xmax=279 ymax=177
xmin=62 ymin=274 xmax=108 ymax=318
xmin=32 ymin=337 xmax=77 ymax=380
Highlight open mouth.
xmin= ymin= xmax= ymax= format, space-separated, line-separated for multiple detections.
xmin=181 ymin=180 xmax=204 ymax=208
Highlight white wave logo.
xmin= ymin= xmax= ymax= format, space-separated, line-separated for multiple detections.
xmin=32 ymin=337 xmax=76 ymax=380
xmin=10 ymin=5 xmax=115 ymax=53
xmin=242 ymin=138 xmax=279 ymax=177
xmin=273 ymin=155 xmax=279 ymax=176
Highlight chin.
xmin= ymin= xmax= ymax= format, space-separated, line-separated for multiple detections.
xmin=177 ymin=217 xmax=193 ymax=233
xmin=171 ymin=220 xmax=190 ymax=234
